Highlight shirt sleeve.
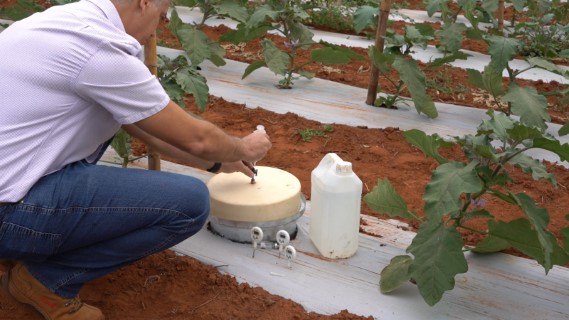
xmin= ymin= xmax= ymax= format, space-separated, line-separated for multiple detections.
xmin=73 ymin=41 xmax=170 ymax=124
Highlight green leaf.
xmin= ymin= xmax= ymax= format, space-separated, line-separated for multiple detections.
xmin=352 ymin=5 xmax=378 ymax=34
xmin=479 ymin=110 xmax=514 ymax=141
xmin=368 ymin=46 xmax=395 ymax=74
xmin=247 ymin=4 xmax=278 ymax=29
xmin=488 ymin=219 xmax=569 ymax=270
xmin=214 ymin=0 xmax=249 ymax=23
xmin=176 ymin=28 xmax=212 ymax=66
xmin=310 ymin=47 xmax=351 ymax=65
xmin=425 ymin=0 xmax=448 ymax=17
xmin=260 ymin=39 xmax=289 ymax=76
xmin=486 ymin=35 xmax=521 ymax=71
xmin=423 ymin=161 xmax=483 ymax=219
xmin=319 ymin=41 xmax=366 ymax=61
xmin=481 ymin=0 xmax=499 ymax=13
xmin=507 ymin=153 xmax=556 ymax=185
xmin=219 ymin=23 xmax=271 ymax=44
xmin=511 ymin=0 xmax=526 ymax=11
xmin=0 ymin=0 xmax=44 ymax=20
xmin=288 ymin=21 xmax=315 ymax=50
xmin=380 ymin=255 xmax=413 ymax=293
xmin=363 ymin=179 xmax=417 ymax=220
xmin=435 ymin=23 xmax=467 ymax=53
xmin=403 ymin=129 xmax=450 ymax=164
xmin=559 ymin=122 xmax=569 ymax=136
xmin=513 ymin=194 xmax=554 ymax=271
xmin=408 ymin=221 xmax=468 ymax=306
xmin=242 ymin=60 xmax=267 ymax=79
xmin=175 ymin=67 xmax=209 ymax=112
xmin=427 ymin=51 xmax=469 ymax=69
xmin=110 ymin=128 xmax=131 ymax=160
xmin=392 ymin=57 xmax=438 ymax=118
xmin=502 ymin=84 xmax=550 ymax=131
xmin=471 ymin=235 xmax=510 ymax=253
xmin=532 ymin=137 xmax=569 ymax=162
xmin=467 ymin=69 xmax=484 ymax=89
xmin=297 ymin=69 xmax=315 ymax=79
xmin=527 ymin=57 xmax=569 ymax=79
xmin=481 ymin=63 xmax=504 ymax=97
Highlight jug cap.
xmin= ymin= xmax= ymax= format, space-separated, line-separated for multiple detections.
xmin=335 ymin=162 xmax=352 ymax=175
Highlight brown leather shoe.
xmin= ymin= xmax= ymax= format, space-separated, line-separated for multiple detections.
xmin=2 ymin=262 xmax=104 ymax=320
xmin=0 ymin=259 xmax=14 ymax=274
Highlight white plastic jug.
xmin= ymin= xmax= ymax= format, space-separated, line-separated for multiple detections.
xmin=309 ymin=153 xmax=362 ymax=259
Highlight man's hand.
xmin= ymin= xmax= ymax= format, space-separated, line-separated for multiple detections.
xmin=240 ymin=130 xmax=271 ymax=163
xmin=219 ymin=161 xmax=256 ymax=178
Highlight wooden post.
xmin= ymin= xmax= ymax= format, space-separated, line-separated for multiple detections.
xmin=366 ymin=0 xmax=392 ymax=106
xmin=497 ymin=0 xmax=505 ymax=31
xmin=144 ymin=31 xmax=161 ymax=171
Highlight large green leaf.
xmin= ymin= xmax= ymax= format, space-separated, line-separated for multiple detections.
xmin=532 ymin=137 xmax=569 ymax=162
xmin=423 ymin=161 xmax=483 ymax=219
xmin=502 ymin=84 xmax=549 ymax=131
xmin=288 ymin=21 xmax=315 ymax=50
xmin=471 ymin=235 xmax=510 ymax=253
xmin=481 ymin=0 xmax=499 ymax=13
xmin=219 ymin=23 xmax=271 ymax=44
xmin=559 ymin=122 xmax=569 ymax=136
xmin=403 ymin=129 xmax=450 ymax=164
xmin=242 ymin=60 xmax=267 ymax=79
xmin=507 ymin=153 xmax=556 ymax=185
xmin=486 ymin=35 xmax=521 ymax=71
xmin=380 ymin=255 xmax=413 ymax=293
xmin=214 ymin=0 xmax=249 ymax=23
xmin=435 ymin=22 xmax=467 ymax=53
xmin=260 ymin=39 xmax=289 ymax=76
xmin=310 ymin=47 xmax=351 ymax=65
xmin=467 ymin=65 xmax=504 ymax=98
xmin=408 ymin=221 xmax=468 ymax=306
xmin=363 ymin=179 xmax=416 ymax=219
xmin=318 ymin=41 xmax=366 ymax=61
xmin=425 ymin=0 xmax=449 ymax=17
xmin=488 ymin=219 xmax=569 ymax=270
xmin=352 ymin=5 xmax=378 ymax=34
xmin=176 ymin=67 xmax=209 ymax=112
xmin=427 ymin=51 xmax=469 ymax=69
xmin=176 ymin=27 xmax=221 ymax=66
xmin=527 ymin=57 xmax=569 ymax=79
xmin=246 ymin=4 xmax=278 ymax=29
xmin=392 ymin=57 xmax=438 ymax=118
xmin=368 ymin=46 xmax=395 ymax=74
xmin=513 ymin=193 xmax=554 ymax=270
xmin=479 ymin=110 xmax=514 ymax=140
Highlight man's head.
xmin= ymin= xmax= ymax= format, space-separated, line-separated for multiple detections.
xmin=112 ymin=0 xmax=171 ymax=45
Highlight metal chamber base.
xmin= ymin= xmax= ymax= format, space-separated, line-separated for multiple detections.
xmin=207 ymin=194 xmax=306 ymax=243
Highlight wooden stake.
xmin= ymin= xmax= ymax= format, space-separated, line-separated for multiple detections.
xmin=366 ymin=0 xmax=392 ymax=106
xmin=497 ymin=0 xmax=505 ymax=31
xmin=144 ymin=31 xmax=161 ymax=171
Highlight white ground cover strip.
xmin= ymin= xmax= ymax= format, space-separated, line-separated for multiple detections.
xmin=158 ymin=46 xmax=569 ymax=169
xmin=172 ymin=6 xmax=569 ymax=84
xmin=100 ymin=150 xmax=569 ymax=320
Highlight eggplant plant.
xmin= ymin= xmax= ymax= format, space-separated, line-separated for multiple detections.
xmin=221 ymin=0 xmax=365 ymax=88
xmin=365 ymin=28 xmax=569 ymax=305
xmin=365 ymin=114 xmax=569 ymax=306
xmin=367 ymin=23 xmax=469 ymax=119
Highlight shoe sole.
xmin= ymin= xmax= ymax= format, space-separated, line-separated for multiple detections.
xmin=0 ymin=271 xmax=45 ymax=319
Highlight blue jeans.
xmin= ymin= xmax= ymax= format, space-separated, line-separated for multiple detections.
xmin=0 ymin=148 xmax=209 ymax=298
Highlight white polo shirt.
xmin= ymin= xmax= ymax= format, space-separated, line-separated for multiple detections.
xmin=0 ymin=0 xmax=170 ymax=202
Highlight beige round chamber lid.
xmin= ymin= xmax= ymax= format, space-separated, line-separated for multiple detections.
xmin=207 ymin=166 xmax=301 ymax=222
